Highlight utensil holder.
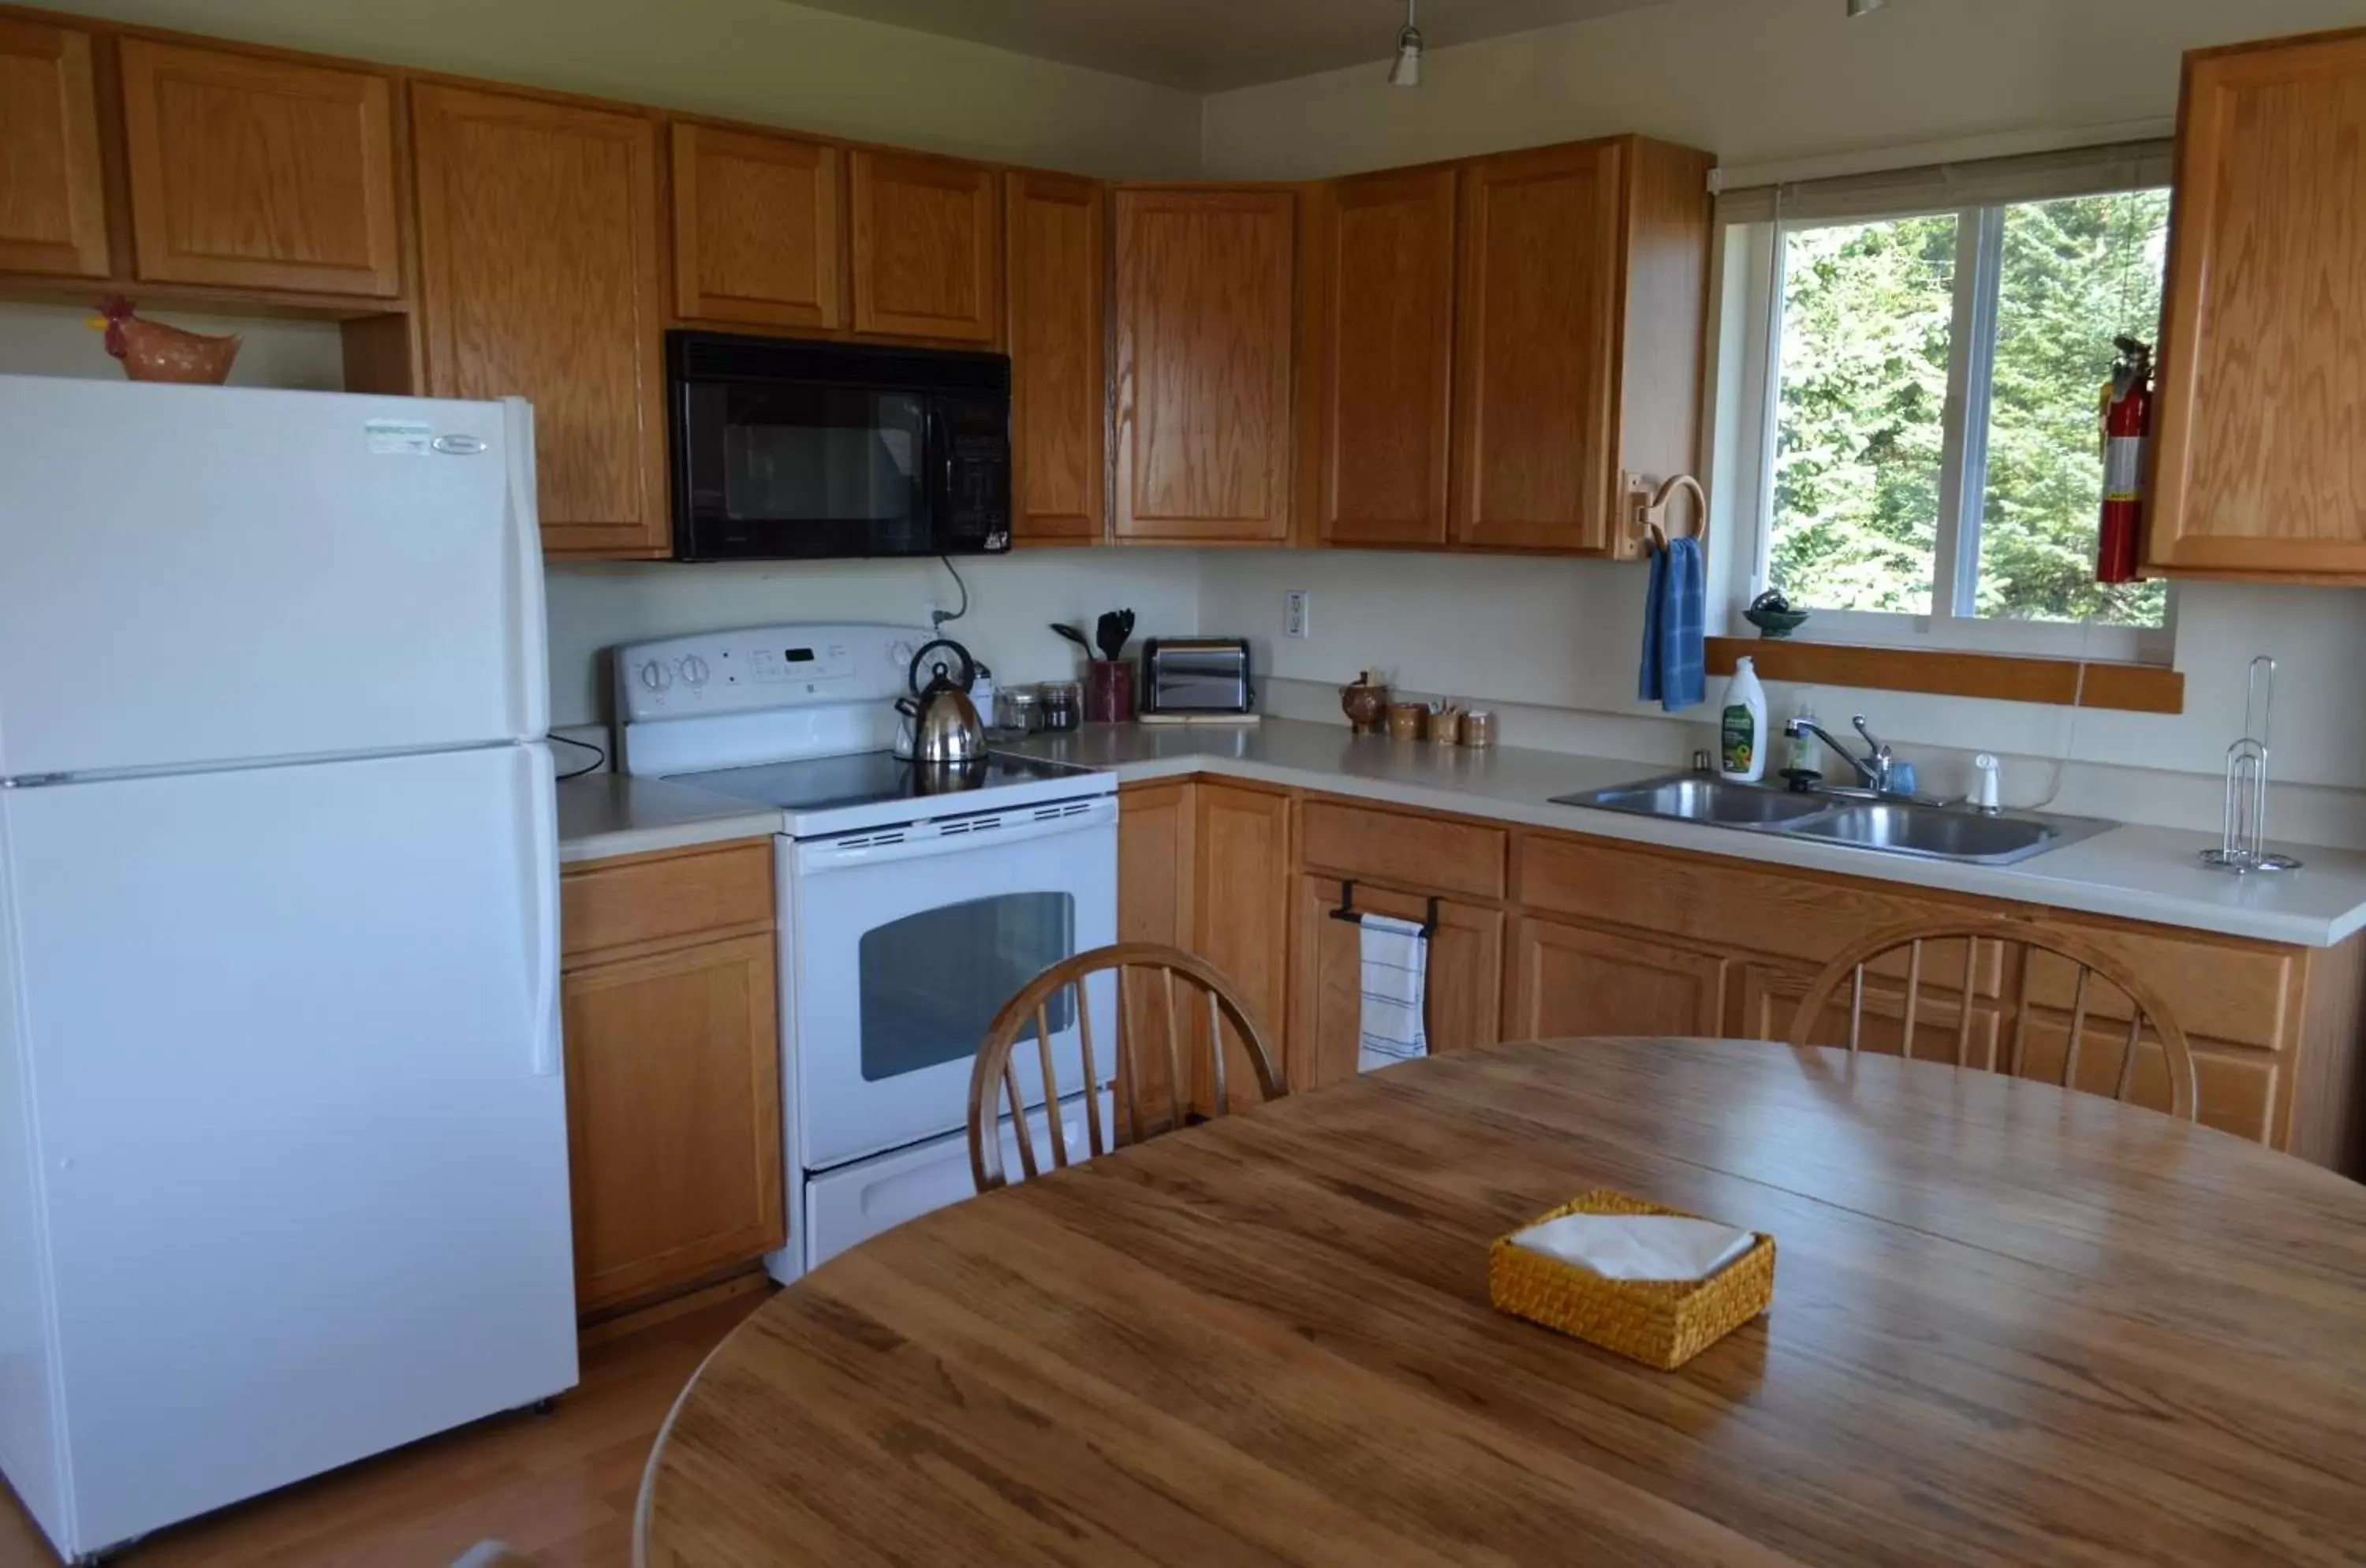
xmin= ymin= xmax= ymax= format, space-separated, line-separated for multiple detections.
xmin=1085 ymin=659 xmax=1134 ymax=723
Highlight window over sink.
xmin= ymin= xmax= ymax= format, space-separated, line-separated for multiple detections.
xmin=1716 ymin=142 xmax=2178 ymax=666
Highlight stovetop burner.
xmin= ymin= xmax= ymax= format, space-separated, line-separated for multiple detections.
xmin=667 ymin=749 xmax=1097 ymax=815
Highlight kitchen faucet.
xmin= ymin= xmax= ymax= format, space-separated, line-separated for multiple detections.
xmin=1784 ymin=714 xmax=1897 ymax=793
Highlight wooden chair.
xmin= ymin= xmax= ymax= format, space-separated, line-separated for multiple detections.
xmin=968 ymin=942 xmax=1286 ymax=1193
xmin=1788 ymin=916 xmax=2198 ymax=1120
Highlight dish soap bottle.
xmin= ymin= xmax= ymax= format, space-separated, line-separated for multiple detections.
xmin=1719 ymin=657 xmax=1768 ymax=783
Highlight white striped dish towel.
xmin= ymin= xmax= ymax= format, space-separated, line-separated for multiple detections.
xmin=1357 ymin=913 xmax=1430 ymax=1073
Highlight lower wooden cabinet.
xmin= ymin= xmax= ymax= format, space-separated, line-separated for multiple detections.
xmin=560 ymin=840 xmax=782 ymax=1316
xmin=1290 ymin=873 xmax=1502 ymax=1091
xmin=1116 ymin=778 xmax=1193 ymax=1133
xmin=1508 ymin=916 xmax=1725 ymax=1041
xmin=1193 ymin=781 xmax=1293 ymax=1110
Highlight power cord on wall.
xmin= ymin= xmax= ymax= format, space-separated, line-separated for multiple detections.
xmin=553 ymin=732 xmax=606 ymax=782
xmin=932 ymin=554 xmax=969 ymax=630
xmin=2021 ymin=621 xmax=2092 ymax=814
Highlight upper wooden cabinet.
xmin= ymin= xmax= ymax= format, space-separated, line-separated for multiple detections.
xmin=848 ymin=148 xmax=1000 ymax=343
xmin=1113 ymin=187 xmax=1297 ymax=543
xmin=411 ymin=84 xmax=668 ymax=558
xmin=1452 ymin=137 xmax=1712 ymax=556
xmin=117 ymin=39 xmax=401 ymax=298
xmin=2148 ymin=29 xmax=2366 ymax=580
xmin=1006 ymin=170 xmax=1106 ymax=543
xmin=670 ymin=122 xmax=842 ymax=330
xmin=0 ymin=17 xmax=108 ymax=279
xmin=1313 ymin=166 xmax=1458 ymax=547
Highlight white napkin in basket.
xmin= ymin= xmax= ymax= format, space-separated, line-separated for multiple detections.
xmin=1511 ymin=1213 xmax=1756 ymax=1282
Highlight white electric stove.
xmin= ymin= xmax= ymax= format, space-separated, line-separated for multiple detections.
xmin=617 ymin=623 xmax=1115 ymax=1280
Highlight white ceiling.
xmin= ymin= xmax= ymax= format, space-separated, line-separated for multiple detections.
xmin=783 ymin=0 xmax=1675 ymax=92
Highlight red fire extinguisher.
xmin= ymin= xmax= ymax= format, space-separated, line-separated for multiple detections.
xmin=2097 ymin=335 xmax=2151 ymax=584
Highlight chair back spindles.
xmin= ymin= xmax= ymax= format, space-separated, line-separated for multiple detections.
xmin=970 ymin=943 xmax=1286 ymax=1193
xmin=1789 ymin=917 xmax=2197 ymax=1121
xmin=1954 ymin=938 xmax=1980 ymax=1067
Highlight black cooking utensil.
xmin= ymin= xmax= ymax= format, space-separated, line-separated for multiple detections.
xmin=1051 ymin=622 xmax=1092 ymax=655
xmin=1095 ymin=609 xmax=1136 ymax=663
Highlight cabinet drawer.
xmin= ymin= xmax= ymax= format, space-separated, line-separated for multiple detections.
xmin=562 ymin=838 xmax=773 ymax=962
xmin=2018 ymin=921 xmax=2293 ymax=1051
xmin=1301 ymin=797 xmax=1506 ymax=901
xmin=1517 ymin=830 xmax=1978 ymax=969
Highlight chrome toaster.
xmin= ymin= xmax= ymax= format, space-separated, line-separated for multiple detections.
xmin=1140 ymin=637 xmax=1253 ymax=715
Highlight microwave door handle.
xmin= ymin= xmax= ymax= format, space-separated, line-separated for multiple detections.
xmin=924 ymin=406 xmax=952 ymax=519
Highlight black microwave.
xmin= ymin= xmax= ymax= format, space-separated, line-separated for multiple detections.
xmin=666 ymin=331 xmax=1012 ymax=560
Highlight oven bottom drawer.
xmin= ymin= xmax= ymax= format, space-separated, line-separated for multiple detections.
xmin=802 ymin=1088 xmax=1115 ymax=1267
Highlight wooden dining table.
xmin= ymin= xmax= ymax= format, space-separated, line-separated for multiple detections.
xmin=637 ymin=1036 xmax=2366 ymax=1566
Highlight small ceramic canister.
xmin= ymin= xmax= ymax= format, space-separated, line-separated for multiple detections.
xmin=1462 ymin=709 xmax=1498 ymax=748
xmin=1386 ymin=702 xmax=1427 ymax=741
xmin=1431 ymin=704 xmax=1465 ymax=745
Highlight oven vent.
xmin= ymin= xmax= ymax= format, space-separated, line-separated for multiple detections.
xmin=938 ymin=814 xmax=1006 ymax=837
xmin=835 ymin=829 xmax=909 ymax=851
xmin=1032 ymin=801 xmax=1095 ymax=823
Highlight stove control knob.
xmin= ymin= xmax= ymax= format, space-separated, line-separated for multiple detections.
xmin=638 ymin=660 xmax=672 ymax=693
xmin=679 ymin=655 xmax=711 ymax=689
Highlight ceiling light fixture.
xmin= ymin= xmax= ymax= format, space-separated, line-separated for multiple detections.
xmin=1387 ymin=0 xmax=1423 ymax=87
xmin=1846 ymin=0 xmax=1890 ymax=14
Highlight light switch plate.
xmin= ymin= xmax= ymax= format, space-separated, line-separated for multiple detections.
xmin=1284 ymin=589 xmax=1310 ymax=639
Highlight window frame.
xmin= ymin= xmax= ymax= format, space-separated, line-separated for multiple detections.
xmin=1726 ymin=192 xmax=2177 ymax=667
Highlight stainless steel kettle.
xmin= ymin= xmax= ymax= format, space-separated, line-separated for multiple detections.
xmin=894 ymin=638 xmax=987 ymax=767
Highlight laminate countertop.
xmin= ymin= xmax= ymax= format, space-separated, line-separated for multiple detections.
xmin=554 ymin=772 xmax=781 ymax=866
xmin=995 ymin=719 xmax=2366 ymax=949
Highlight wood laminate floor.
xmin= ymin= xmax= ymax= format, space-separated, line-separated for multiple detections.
xmin=0 ymin=1290 xmax=769 ymax=1568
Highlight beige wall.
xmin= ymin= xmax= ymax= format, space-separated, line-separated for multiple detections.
xmin=35 ymin=0 xmax=1203 ymax=177
xmin=1196 ymin=0 xmax=2366 ymax=848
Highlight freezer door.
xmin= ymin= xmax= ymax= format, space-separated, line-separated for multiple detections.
xmin=2 ymin=744 xmax=574 ymax=1552
xmin=0 ymin=377 xmax=546 ymax=780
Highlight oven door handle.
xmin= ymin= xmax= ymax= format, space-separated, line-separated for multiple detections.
xmin=795 ymin=796 xmax=1117 ymax=874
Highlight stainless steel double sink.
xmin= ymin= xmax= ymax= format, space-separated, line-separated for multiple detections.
xmin=1551 ymin=773 xmax=2113 ymax=867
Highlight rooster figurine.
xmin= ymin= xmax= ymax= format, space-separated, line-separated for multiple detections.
xmin=88 ymin=297 xmax=241 ymax=384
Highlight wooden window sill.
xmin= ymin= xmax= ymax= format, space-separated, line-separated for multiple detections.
xmin=1703 ymin=637 xmax=2183 ymax=715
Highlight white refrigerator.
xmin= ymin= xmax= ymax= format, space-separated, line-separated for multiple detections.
xmin=0 ymin=375 xmax=577 ymax=1562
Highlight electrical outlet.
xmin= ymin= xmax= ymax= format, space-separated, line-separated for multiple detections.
xmin=1284 ymin=589 xmax=1311 ymax=639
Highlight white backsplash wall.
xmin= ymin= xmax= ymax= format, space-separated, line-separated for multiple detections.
xmin=1204 ymin=549 xmax=2366 ymax=849
xmin=0 ymin=302 xmax=344 ymax=390
xmin=545 ymin=554 xmax=1202 ymax=729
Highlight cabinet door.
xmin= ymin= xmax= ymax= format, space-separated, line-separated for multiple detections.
xmin=670 ymin=122 xmax=841 ymax=330
xmin=848 ymin=148 xmax=999 ymax=343
xmin=1316 ymin=167 xmax=1457 ymax=547
xmin=1113 ymin=188 xmax=1297 ymax=543
xmin=563 ymin=932 xmax=784 ymax=1313
xmin=0 ymin=18 xmax=108 ymax=279
xmin=1007 ymin=170 xmax=1106 ymax=543
xmin=1193 ymin=782 xmax=1293 ymax=1109
xmin=1289 ymin=874 xmax=1503 ymax=1092
xmin=1117 ymin=779 xmax=1192 ymax=1136
xmin=1508 ymin=915 xmax=1725 ymax=1040
xmin=1451 ymin=141 xmax=1623 ymax=553
xmin=118 ymin=39 xmax=400 ymax=298
xmin=412 ymin=84 xmax=667 ymax=557
xmin=2148 ymin=32 xmax=2366 ymax=578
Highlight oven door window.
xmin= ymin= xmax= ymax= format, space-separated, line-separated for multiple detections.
xmin=856 ymin=892 xmax=1076 ymax=1082
xmin=715 ymin=386 xmax=927 ymax=543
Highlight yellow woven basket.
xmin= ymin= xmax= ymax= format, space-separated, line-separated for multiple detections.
xmin=1488 ymin=1190 xmax=1775 ymax=1370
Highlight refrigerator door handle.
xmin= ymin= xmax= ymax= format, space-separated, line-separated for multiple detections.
xmin=501 ymin=398 xmax=551 ymax=741
xmin=523 ymin=744 xmax=562 ymax=1077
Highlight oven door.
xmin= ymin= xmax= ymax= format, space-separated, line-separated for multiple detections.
xmin=786 ymin=798 xmax=1118 ymax=1171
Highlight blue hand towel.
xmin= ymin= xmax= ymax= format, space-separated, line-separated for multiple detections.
xmin=1637 ymin=537 xmax=1706 ymax=711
